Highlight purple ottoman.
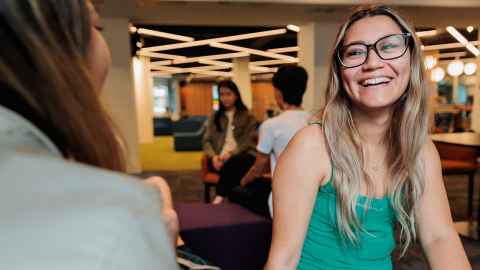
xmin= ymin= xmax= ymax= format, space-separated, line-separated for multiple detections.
xmin=176 ymin=202 xmax=272 ymax=270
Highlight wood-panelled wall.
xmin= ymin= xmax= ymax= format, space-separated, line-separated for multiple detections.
xmin=180 ymin=81 xmax=276 ymax=122
xmin=180 ymin=82 xmax=214 ymax=116
xmin=252 ymin=81 xmax=276 ymax=121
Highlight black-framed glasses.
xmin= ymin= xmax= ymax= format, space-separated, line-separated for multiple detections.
xmin=337 ymin=33 xmax=412 ymax=68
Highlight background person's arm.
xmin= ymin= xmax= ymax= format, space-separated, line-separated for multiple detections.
xmin=202 ymin=115 xmax=217 ymax=158
xmin=240 ymin=152 xmax=270 ymax=186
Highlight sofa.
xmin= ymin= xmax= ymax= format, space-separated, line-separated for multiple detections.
xmin=172 ymin=115 xmax=208 ymax=151
xmin=176 ymin=202 xmax=272 ymax=270
xmin=153 ymin=117 xmax=173 ymax=136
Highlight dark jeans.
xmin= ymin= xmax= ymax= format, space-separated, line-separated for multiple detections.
xmin=209 ymin=152 xmax=256 ymax=197
xmin=229 ymin=179 xmax=272 ymax=218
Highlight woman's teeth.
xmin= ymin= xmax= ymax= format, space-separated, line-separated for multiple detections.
xmin=361 ymin=77 xmax=391 ymax=86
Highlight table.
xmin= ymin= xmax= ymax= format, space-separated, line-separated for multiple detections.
xmin=432 ymin=132 xmax=480 ymax=239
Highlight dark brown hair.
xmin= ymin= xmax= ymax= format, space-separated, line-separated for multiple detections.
xmin=0 ymin=0 xmax=126 ymax=171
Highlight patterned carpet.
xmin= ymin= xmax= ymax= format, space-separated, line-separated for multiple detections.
xmin=139 ymin=170 xmax=480 ymax=269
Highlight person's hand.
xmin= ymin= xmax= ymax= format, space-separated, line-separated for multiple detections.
xmin=212 ymin=155 xmax=224 ymax=171
xmin=144 ymin=176 xmax=179 ymax=247
xmin=240 ymin=176 xmax=248 ymax=187
xmin=220 ymin=151 xmax=232 ymax=162
xmin=162 ymin=207 xmax=179 ymax=247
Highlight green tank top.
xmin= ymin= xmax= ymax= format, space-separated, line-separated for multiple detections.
xmin=297 ymin=169 xmax=396 ymax=270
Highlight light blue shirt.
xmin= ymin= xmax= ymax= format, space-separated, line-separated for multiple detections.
xmin=0 ymin=106 xmax=178 ymax=270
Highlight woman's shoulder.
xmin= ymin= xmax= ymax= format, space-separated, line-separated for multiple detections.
xmin=276 ymin=124 xmax=331 ymax=186
xmin=291 ymin=124 xmax=327 ymax=152
xmin=420 ymin=137 xmax=441 ymax=168
xmin=0 ymin=151 xmax=157 ymax=202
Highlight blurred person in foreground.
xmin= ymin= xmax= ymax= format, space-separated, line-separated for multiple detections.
xmin=0 ymin=1 xmax=178 ymax=269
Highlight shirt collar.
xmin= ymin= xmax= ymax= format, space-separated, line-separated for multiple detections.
xmin=0 ymin=105 xmax=62 ymax=157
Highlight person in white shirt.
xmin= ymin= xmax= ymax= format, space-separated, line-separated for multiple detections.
xmin=240 ymin=64 xmax=310 ymax=217
xmin=0 ymin=1 xmax=178 ymax=269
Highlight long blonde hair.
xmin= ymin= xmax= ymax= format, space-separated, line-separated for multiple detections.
xmin=0 ymin=0 xmax=126 ymax=171
xmin=322 ymin=5 xmax=428 ymax=254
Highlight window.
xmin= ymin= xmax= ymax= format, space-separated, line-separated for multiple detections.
xmin=153 ymin=77 xmax=176 ymax=116
xmin=212 ymin=84 xmax=219 ymax=111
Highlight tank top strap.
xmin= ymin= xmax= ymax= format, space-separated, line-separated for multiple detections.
xmin=308 ymin=120 xmax=323 ymax=128
xmin=322 ymin=163 xmax=335 ymax=189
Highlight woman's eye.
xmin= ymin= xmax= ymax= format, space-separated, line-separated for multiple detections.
xmin=380 ymin=43 xmax=399 ymax=50
xmin=346 ymin=50 xmax=366 ymax=57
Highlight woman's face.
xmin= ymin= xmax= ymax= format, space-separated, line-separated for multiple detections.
xmin=340 ymin=15 xmax=411 ymax=111
xmin=219 ymin=86 xmax=238 ymax=110
xmin=86 ymin=1 xmax=111 ymax=92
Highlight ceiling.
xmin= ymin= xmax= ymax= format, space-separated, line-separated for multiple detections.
xmin=137 ymin=0 xmax=480 ymax=8
xmin=129 ymin=23 xmax=479 ymax=79
xmin=131 ymin=25 xmax=297 ymax=60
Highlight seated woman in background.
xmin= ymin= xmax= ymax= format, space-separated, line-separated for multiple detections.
xmin=265 ymin=5 xmax=470 ymax=270
xmin=203 ymin=80 xmax=257 ymax=204
xmin=0 ymin=0 xmax=178 ymax=269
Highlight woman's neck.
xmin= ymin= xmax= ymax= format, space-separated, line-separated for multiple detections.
xmin=224 ymin=107 xmax=236 ymax=113
xmin=352 ymin=106 xmax=392 ymax=146
xmin=282 ymin=104 xmax=302 ymax=111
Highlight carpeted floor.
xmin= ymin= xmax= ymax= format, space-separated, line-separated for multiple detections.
xmin=139 ymin=137 xmax=203 ymax=171
xmin=139 ymin=170 xmax=480 ymax=269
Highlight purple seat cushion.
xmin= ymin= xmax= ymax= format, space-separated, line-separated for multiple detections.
xmin=176 ymin=202 xmax=272 ymax=270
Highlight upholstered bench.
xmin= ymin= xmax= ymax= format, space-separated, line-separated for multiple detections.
xmin=175 ymin=202 xmax=272 ymax=270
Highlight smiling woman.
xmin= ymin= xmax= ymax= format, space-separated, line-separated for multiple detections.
xmin=265 ymin=5 xmax=471 ymax=270
xmin=339 ymin=16 xmax=412 ymax=111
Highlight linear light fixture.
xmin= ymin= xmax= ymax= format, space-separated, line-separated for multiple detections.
xmin=250 ymin=66 xmax=273 ymax=73
xmin=251 ymin=59 xmax=299 ymax=66
xmin=438 ymin=52 xmax=467 ymax=59
xmin=173 ymin=52 xmax=249 ymax=65
xmin=150 ymin=60 xmax=173 ymax=66
xmin=422 ymin=40 xmax=480 ymax=51
xmin=286 ymin=24 xmax=300 ymax=32
xmin=150 ymin=65 xmax=185 ymax=73
xmin=189 ymin=70 xmax=232 ymax=77
xmin=136 ymin=51 xmax=187 ymax=60
xmin=210 ymin=42 xmax=297 ymax=62
xmin=446 ymin=26 xmax=480 ymax=56
xmin=186 ymin=65 xmax=229 ymax=72
xmin=415 ymin=30 xmax=438 ymax=38
xmin=151 ymin=71 xmax=172 ymax=78
xmin=137 ymin=28 xmax=194 ymax=42
xmin=199 ymin=59 xmax=274 ymax=73
xmin=199 ymin=59 xmax=232 ymax=68
xmin=267 ymin=46 xmax=299 ymax=53
xmin=150 ymin=65 xmax=232 ymax=75
xmin=140 ymin=29 xmax=287 ymax=52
